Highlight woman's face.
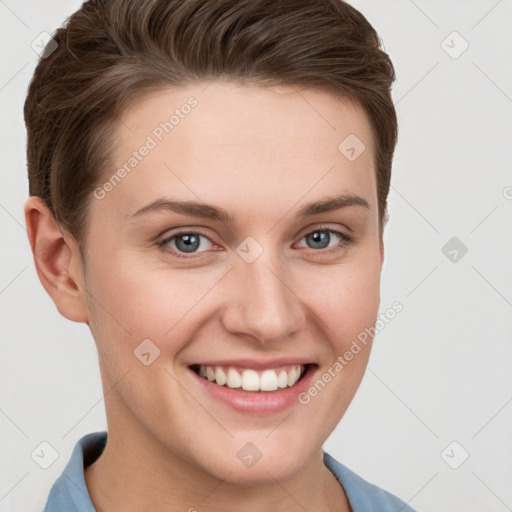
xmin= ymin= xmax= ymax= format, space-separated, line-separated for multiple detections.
xmin=81 ymin=81 xmax=383 ymax=483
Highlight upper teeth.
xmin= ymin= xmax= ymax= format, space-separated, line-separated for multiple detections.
xmin=198 ymin=364 xmax=305 ymax=391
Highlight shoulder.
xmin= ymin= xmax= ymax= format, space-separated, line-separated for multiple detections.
xmin=323 ymin=452 xmax=417 ymax=512
xmin=42 ymin=431 xmax=107 ymax=512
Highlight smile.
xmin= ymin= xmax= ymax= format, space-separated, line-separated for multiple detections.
xmin=191 ymin=364 xmax=307 ymax=392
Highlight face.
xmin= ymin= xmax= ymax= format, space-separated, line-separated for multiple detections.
xmin=81 ymin=81 xmax=383 ymax=483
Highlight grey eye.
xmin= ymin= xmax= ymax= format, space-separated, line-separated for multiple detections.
xmin=300 ymin=230 xmax=342 ymax=250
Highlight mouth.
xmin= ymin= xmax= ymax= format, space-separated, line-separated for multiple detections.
xmin=187 ymin=361 xmax=316 ymax=414
xmin=189 ymin=363 xmax=311 ymax=393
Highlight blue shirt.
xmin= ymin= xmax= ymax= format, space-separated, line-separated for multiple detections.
xmin=42 ymin=431 xmax=416 ymax=511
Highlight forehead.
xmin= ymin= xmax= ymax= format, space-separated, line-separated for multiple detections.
xmin=118 ymin=81 xmax=374 ymax=152
xmin=99 ymin=81 xmax=376 ymax=223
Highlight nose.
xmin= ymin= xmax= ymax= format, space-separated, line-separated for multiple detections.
xmin=220 ymin=248 xmax=306 ymax=345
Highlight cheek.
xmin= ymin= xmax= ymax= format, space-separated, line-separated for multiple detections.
xmin=304 ymin=255 xmax=381 ymax=349
xmin=85 ymin=250 xmax=226 ymax=356
xmin=296 ymin=260 xmax=380 ymax=436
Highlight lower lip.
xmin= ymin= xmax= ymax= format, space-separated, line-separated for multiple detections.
xmin=189 ymin=365 xmax=316 ymax=415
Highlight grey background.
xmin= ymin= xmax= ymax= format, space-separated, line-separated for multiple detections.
xmin=1 ymin=1 xmax=511 ymax=511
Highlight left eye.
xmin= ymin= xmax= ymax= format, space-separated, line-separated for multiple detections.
xmin=297 ymin=229 xmax=348 ymax=251
xmin=158 ymin=228 xmax=352 ymax=258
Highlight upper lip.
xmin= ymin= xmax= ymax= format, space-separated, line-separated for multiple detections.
xmin=188 ymin=357 xmax=315 ymax=370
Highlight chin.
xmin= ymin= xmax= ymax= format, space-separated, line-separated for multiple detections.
xmin=187 ymin=432 xmax=321 ymax=486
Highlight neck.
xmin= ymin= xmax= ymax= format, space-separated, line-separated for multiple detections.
xmin=84 ymin=424 xmax=350 ymax=512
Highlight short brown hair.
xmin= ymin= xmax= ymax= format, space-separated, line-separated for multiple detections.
xmin=24 ymin=0 xmax=398 ymax=262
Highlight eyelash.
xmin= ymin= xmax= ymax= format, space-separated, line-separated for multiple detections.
xmin=156 ymin=225 xmax=354 ymax=260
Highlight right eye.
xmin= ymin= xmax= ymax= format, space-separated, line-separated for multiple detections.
xmin=157 ymin=230 xmax=216 ymax=258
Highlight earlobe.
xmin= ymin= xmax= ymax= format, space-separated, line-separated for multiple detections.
xmin=24 ymin=196 xmax=89 ymax=323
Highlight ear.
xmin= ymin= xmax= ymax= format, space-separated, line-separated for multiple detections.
xmin=24 ymin=196 xmax=89 ymax=323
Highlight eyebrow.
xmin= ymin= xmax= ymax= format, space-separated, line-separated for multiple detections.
xmin=131 ymin=193 xmax=370 ymax=223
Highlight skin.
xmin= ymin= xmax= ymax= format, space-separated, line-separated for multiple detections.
xmin=25 ymin=81 xmax=384 ymax=512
